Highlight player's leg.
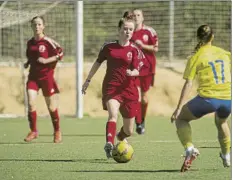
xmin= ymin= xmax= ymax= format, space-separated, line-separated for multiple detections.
xmin=176 ymin=96 xmax=217 ymax=172
xmin=117 ymin=117 xmax=134 ymax=142
xmin=214 ymin=101 xmax=231 ymax=167
xmin=117 ymin=100 xmax=139 ymax=141
xmin=42 ymin=78 xmax=61 ymax=143
xmin=24 ymin=81 xmax=39 ymax=142
xmin=104 ymin=98 xmax=121 ymax=158
xmin=139 ymin=75 xmax=153 ymax=133
xmin=176 ymin=104 xmax=200 ymax=172
xmin=44 ymin=94 xmax=61 ymax=143
xmin=140 ymin=90 xmax=148 ymax=131
xmin=135 ymin=84 xmax=143 ymax=134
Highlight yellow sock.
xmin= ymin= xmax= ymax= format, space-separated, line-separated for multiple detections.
xmin=177 ymin=125 xmax=193 ymax=149
xmin=219 ymin=136 xmax=231 ymax=155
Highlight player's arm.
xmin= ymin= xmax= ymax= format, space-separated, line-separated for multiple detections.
xmin=135 ymin=28 xmax=158 ymax=53
xmin=37 ymin=55 xmax=60 ymax=64
xmin=176 ymin=79 xmax=193 ymax=110
xmin=82 ymin=44 xmax=106 ymax=94
xmin=171 ymin=79 xmax=193 ymax=123
xmin=37 ymin=39 xmax=64 ymax=64
xmin=126 ymin=48 xmax=145 ymax=77
xmin=82 ymin=61 xmax=102 ymax=95
xmin=24 ymin=42 xmax=31 ymax=68
xmin=136 ymin=40 xmax=158 ymax=53
xmin=85 ymin=61 xmax=101 ymax=82
xmin=171 ymin=55 xmax=197 ymax=122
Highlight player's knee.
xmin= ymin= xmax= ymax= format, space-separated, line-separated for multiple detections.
xmin=217 ymin=106 xmax=231 ymax=119
xmin=47 ymin=105 xmax=56 ymax=112
xmin=108 ymin=116 xmax=117 ymax=122
xmin=141 ymin=95 xmax=148 ymax=104
xmin=123 ymin=126 xmax=133 ymax=136
xmin=28 ymin=101 xmax=36 ymax=112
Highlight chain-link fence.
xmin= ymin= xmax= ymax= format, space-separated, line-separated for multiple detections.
xmin=0 ymin=1 xmax=231 ymax=62
xmin=0 ymin=1 xmax=231 ymax=117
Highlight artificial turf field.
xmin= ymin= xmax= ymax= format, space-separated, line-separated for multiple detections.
xmin=0 ymin=116 xmax=231 ymax=180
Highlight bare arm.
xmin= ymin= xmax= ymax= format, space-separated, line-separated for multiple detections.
xmin=82 ymin=61 xmax=101 ymax=94
xmin=171 ymin=79 xmax=193 ymax=122
xmin=37 ymin=55 xmax=59 ymax=64
xmin=135 ymin=40 xmax=158 ymax=53
xmin=85 ymin=61 xmax=101 ymax=81
xmin=176 ymin=79 xmax=193 ymax=109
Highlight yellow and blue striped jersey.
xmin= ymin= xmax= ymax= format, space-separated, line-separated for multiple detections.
xmin=184 ymin=44 xmax=231 ymax=100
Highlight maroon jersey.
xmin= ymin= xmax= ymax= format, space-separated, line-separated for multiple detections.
xmin=96 ymin=41 xmax=144 ymax=101
xmin=26 ymin=36 xmax=63 ymax=80
xmin=131 ymin=24 xmax=158 ymax=74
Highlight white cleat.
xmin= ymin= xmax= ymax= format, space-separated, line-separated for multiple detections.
xmin=104 ymin=142 xmax=113 ymax=158
xmin=220 ymin=153 xmax=231 ymax=168
xmin=181 ymin=147 xmax=200 ymax=172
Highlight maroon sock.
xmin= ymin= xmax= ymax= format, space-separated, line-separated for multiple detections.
xmin=49 ymin=109 xmax=60 ymax=132
xmin=141 ymin=102 xmax=148 ymax=120
xmin=106 ymin=121 xmax=116 ymax=144
xmin=135 ymin=102 xmax=142 ymax=125
xmin=28 ymin=111 xmax=37 ymax=132
xmin=117 ymin=127 xmax=130 ymax=141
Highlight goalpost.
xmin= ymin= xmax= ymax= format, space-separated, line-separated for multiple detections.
xmin=75 ymin=1 xmax=84 ymax=119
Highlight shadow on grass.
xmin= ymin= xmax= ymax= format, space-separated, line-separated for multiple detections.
xmin=198 ymin=146 xmax=220 ymax=149
xmin=67 ymin=169 xmax=180 ymax=173
xmin=39 ymin=134 xmax=105 ymax=137
xmin=0 ymin=142 xmax=55 ymax=145
xmin=0 ymin=158 xmax=114 ymax=164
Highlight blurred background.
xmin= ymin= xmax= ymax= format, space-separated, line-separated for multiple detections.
xmin=0 ymin=1 xmax=231 ymax=117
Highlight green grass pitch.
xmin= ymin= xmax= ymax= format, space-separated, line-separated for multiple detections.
xmin=0 ymin=116 xmax=231 ymax=180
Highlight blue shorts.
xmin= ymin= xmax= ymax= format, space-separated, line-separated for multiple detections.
xmin=187 ymin=96 xmax=231 ymax=118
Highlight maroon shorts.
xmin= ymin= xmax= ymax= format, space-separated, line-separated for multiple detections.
xmin=135 ymin=74 xmax=154 ymax=92
xmin=102 ymin=95 xmax=139 ymax=118
xmin=27 ymin=78 xmax=59 ymax=97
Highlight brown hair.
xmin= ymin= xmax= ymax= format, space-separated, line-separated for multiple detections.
xmin=118 ymin=17 xmax=135 ymax=29
xmin=123 ymin=11 xmax=133 ymax=19
xmin=31 ymin=16 xmax=45 ymax=25
xmin=194 ymin=24 xmax=213 ymax=52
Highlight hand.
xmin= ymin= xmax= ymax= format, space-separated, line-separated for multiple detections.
xmin=24 ymin=62 xmax=29 ymax=69
xmin=37 ymin=57 xmax=46 ymax=64
xmin=126 ymin=69 xmax=133 ymax=76
xmin=82 ymin=80 xmax=90 ymax=94
xmin=135 ymin=40 xmax=143 ymax=47
xmin=171 ymin=108 xmax=181 ymax=123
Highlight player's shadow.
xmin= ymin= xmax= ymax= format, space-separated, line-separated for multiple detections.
xmin=0 ymin=158 xmax=114 ymax=164
xmin=68 ymin=169 xmax=180 ymax=173
xmin=39 ymin=134 xmax=105 ymax=137
xmin=0 ymin=142 xmax=56 ymax=145
xmin=198 ymin=146 xmax=220 ymax=149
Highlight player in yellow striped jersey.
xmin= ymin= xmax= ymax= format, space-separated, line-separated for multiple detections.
xmin=171 ymin=25 xmax=231 ymax=172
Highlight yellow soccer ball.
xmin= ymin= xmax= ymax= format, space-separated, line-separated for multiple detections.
xmin=112 ymin=141 xmax=134 ymax=163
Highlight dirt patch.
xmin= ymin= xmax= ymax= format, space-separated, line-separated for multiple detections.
xmin=0 ymin=63 xmax=197 ymax=117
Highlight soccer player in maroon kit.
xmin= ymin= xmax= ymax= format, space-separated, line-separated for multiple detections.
xmin=82 ymin=17 xmax=147 ymax=158
xmin=131 ymin=9 xmax=159 ymax=134
xmin=23 ymin=16 xmax=63 ymax=143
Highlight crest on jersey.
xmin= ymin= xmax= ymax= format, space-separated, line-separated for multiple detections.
xmin=39 ymin=45 xmax=46 ymax=53
xmin=143 ymin=34 xmax=149 ymax=42
xmin=127 ymin=52 xmax=132 ymax=61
